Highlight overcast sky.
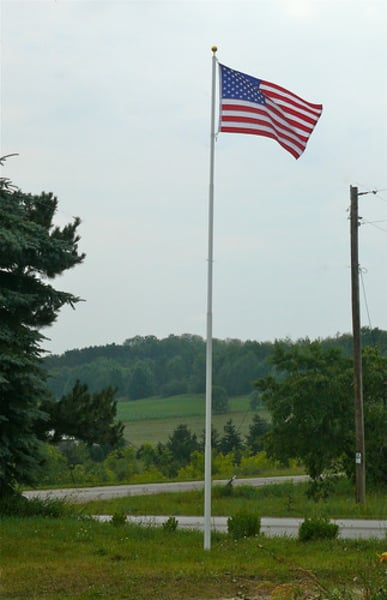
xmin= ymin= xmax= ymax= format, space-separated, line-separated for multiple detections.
xmin=1 ymin=0 xmax=386 ymax=355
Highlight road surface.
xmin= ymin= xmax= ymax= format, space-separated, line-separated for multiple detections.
xmin=95 ymin=514 xmax=387 ymax=539
xmin=23 ymin=475 xmax=309 ymax=502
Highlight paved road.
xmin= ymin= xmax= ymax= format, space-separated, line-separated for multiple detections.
xmin=95 ymin=514 xmax=387 ymax=539
xmin=23 ymin=476 xmax=387 ymax=539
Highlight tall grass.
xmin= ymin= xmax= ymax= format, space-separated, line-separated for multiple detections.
xmin=80 ymin=479 xmax=387 ymax=519
xmin=0 ymin=492 xmax=79 ymax=518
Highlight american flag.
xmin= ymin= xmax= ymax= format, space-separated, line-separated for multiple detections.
xmin=219 ymin=64 xmax=322 ymax=159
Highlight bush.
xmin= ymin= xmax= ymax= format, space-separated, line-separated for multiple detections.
xmin=298 ymin=517 xmax=339 ymax=542
xmin=162 ymin=516 xmax=178 ymax=532
xmin=0 ymin=493 xmax=73 ymax=518
xmin=111 ymin=511 xmax=127 ymax=526
xmin=212 ymin=483 xmax=234 ymax=498
xmin=227 ymin=511 xmax=261 ymax=539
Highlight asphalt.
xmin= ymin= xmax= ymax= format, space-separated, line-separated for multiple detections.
xmin=94 ymin=514 xmax=387 ymax=539
xmin=23 ymin=475 xmax=309 ymax=502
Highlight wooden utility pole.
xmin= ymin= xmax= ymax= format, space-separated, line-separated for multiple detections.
xmin=350 ymin=185 xmax=366 ymax=503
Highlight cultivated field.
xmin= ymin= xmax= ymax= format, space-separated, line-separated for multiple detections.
xmin=116 ymin=394 xmax=265 ymax=445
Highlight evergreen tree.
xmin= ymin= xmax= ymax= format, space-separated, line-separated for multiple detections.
xmin=166 ymin=424 xmax=199 ymax=470
xmin=220 ymin=419 xmax=244 ymax=455
xmin=0 ymin=170 xmax=84 ymax=495
xmin=38 ymin=381 xmax=124 ymax=453
xmin=246 ymin=414 xmax=271 ymax=454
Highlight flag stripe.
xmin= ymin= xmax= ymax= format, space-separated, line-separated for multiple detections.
xmin=221 ymin=101 xmax=313 ymax=133
xmin=221 ymin=112 xmax=307 ymax=147
xmin=221 ymin=103 xmax=311 ymax=145
xmin=220 ymin=117 xmax=306 ymax=157
xmin=220 ymin=126 xmax=303 ymax=159
xmin=260 ymin=80 xmax=322 ymax=113
xmin=219 ymin=64 xmax=322 ymax=159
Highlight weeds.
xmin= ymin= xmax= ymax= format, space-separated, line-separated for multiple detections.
xmin=227 ymin=511 xmax=261 ymax=539
xmin=0 ymin=492 xmax=76 ymax=518
xmin=257 ymin=541 xmax=387 ymax=600
xmin=111 ymin=511 xmax=127 ymax=526
xmin=162 ymin=516 xmax=179 ymax=532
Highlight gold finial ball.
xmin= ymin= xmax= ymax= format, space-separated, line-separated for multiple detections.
xmin=211 ymin=45 xmax=218 ymax=53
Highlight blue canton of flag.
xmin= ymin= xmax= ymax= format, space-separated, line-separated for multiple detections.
xmin=221 ymin=68 xmax=266 ymax=105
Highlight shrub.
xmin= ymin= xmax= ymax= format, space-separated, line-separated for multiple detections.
xmin=212 ymin=483 xmax=234 ymax=498
xmin=298 ymin=517 xmax=339 ymax=542
xmin=227 ymin=511 xmax=261 ymax=539
xmin=111 ymin=511 xmax=127 ymax=526
xmin=162 ymin=516 xmax=178 ymax=532
xmin=0 ymin=493 xmax=73 ymax=518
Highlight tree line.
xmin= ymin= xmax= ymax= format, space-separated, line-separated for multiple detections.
xmin=44 ymin=328 xmax=387 ymax=400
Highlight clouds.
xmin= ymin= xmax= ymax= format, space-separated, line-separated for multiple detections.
xmin=1 ymin=0 xmax=386 ymax=353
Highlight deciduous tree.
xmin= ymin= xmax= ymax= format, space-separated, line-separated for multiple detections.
xmin=256 ymin=340 xmax=387 ymax=489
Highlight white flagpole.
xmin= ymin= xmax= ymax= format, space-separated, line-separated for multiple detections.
xmin=204 ymin=45 xmax=218 ymax=551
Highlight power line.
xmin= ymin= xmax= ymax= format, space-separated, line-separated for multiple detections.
xmin=361 ymin=219 xmax=387 ymax=235
xmin=359 ymin=268 xmax=373 ymax=331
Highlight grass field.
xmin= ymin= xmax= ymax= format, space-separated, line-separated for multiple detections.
xmin=2 ymin=481 xmax=386 ymax=599
xmin=117 ymin=394 xmax=265 ymax=445
xmin=2 ymin=487 xmax=386 ymax=600
xmin=3 ymin=517 xmax=386 ymax=600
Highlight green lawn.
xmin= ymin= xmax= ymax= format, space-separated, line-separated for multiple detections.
xmin=117 ymin=394 xmax=267 ymax=445
xmin=3 ymin=480 xmax=386 ymax=599
xmin=2 ymin=515 xmax=386 ymax=599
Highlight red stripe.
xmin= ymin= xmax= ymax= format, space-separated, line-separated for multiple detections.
xmin=267 ymin=100 xmax=320 ymax=127
xmin=262 ymin=99 xmax=319 ymax=131
xmin=220 ymin=116 xmax=306 ymax=152
xmin=222 ymin=102 xmax=265 ymax=114
xmin=220 ymin=125 xmax=302 ymax=159
xmin=221 ymin=106 xmax=310 ymax=142
xmin=263 ymin=104 xmax=314 ymax=136
xmin=222 ymin=101 xmax=317 ymax=134
xmin=261 ymin=79 xmax=323 ymax=112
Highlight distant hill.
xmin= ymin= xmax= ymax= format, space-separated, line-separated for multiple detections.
xmin=44 ymin=328 xmax=387 ymax=400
